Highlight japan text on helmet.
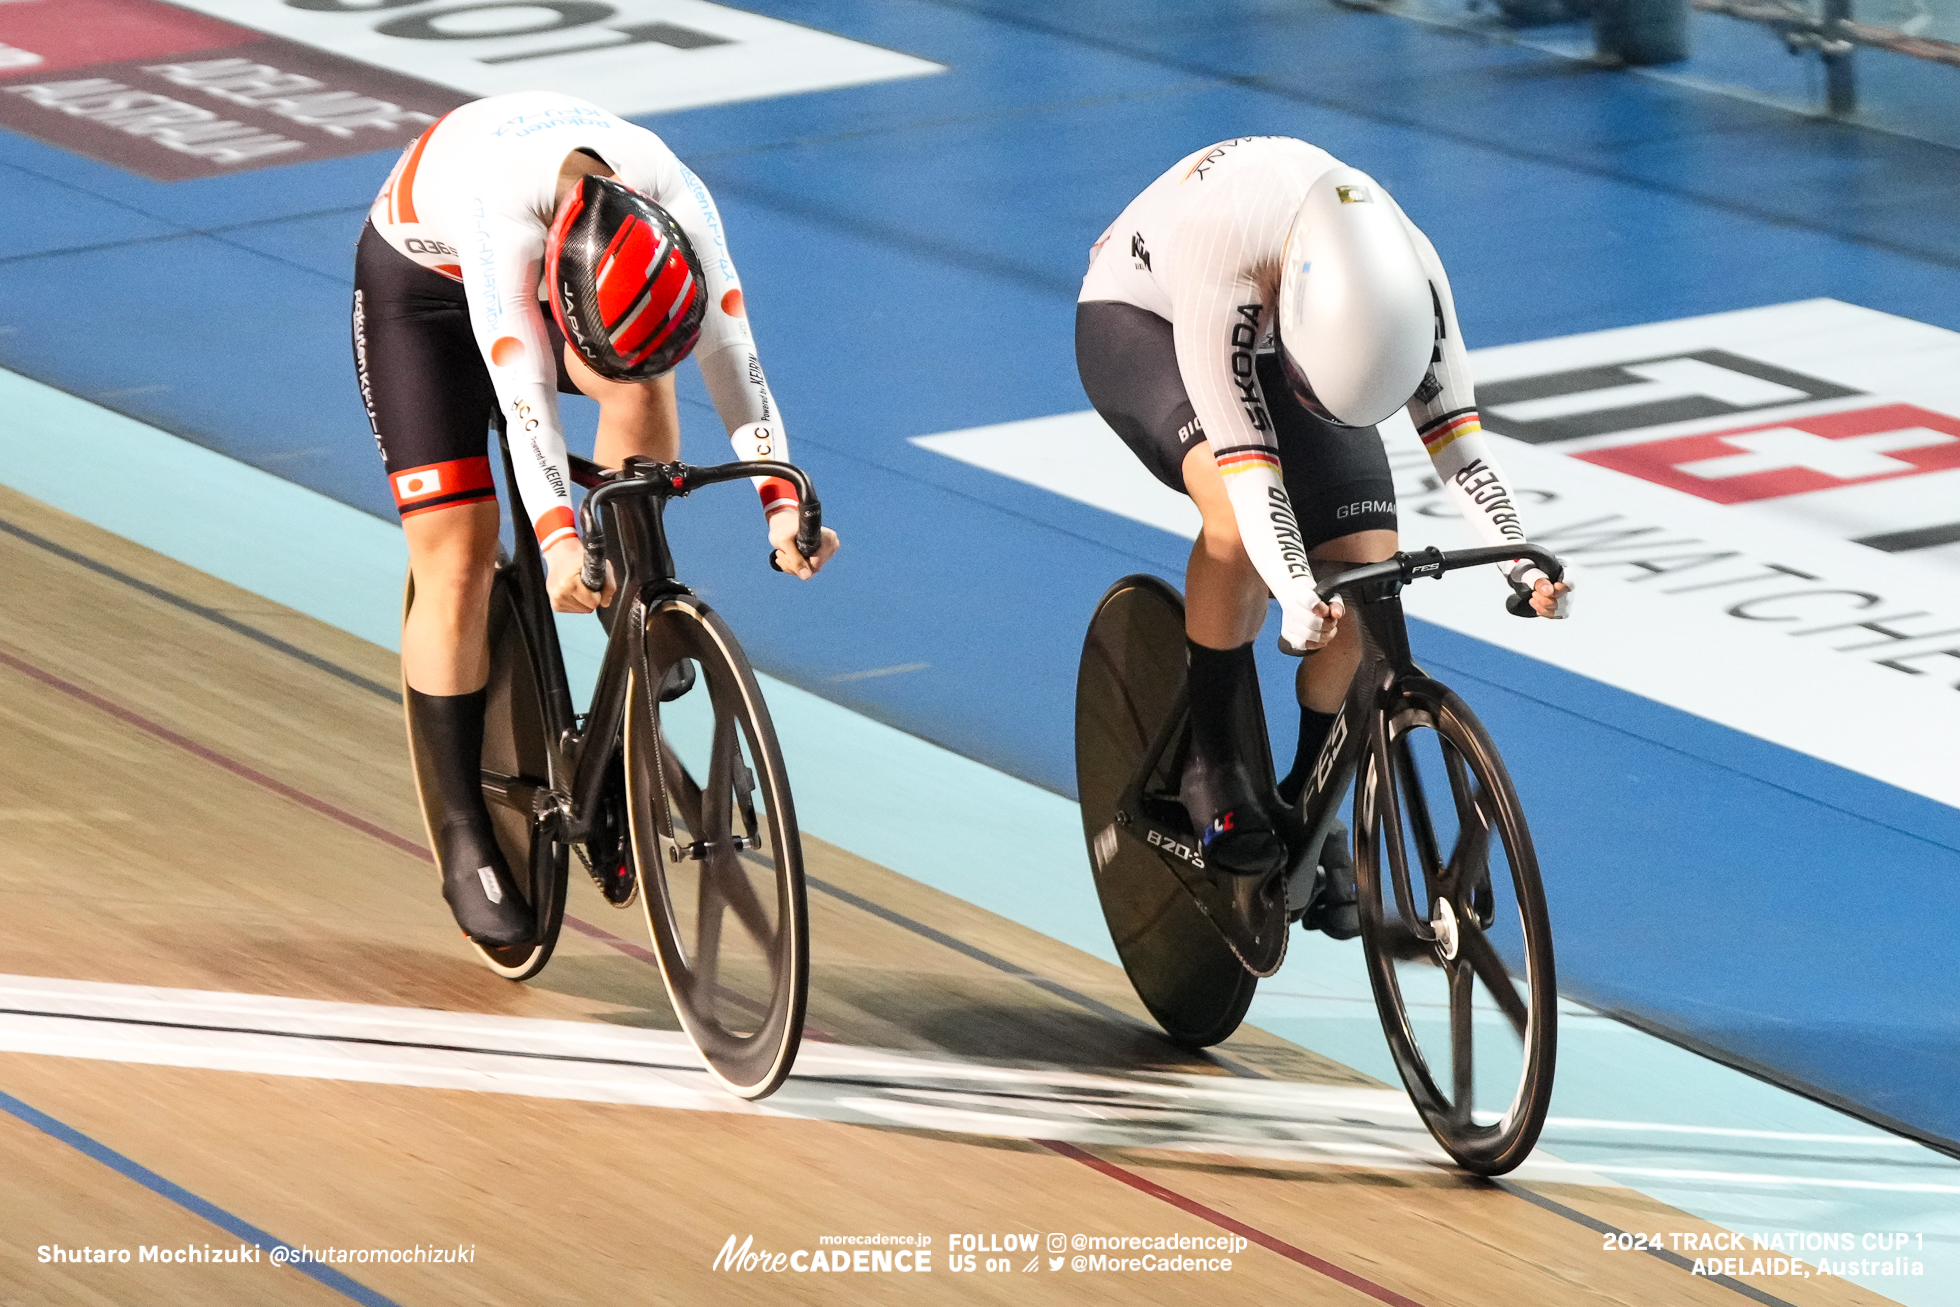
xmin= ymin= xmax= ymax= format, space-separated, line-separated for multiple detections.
xmin=546 ymin=175 xmax=707 ymax=382
xmin=1274 ymin=167 xmax=1436 ymax=429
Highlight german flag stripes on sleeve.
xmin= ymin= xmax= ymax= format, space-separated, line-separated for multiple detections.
xmin=1418 ymin=409 xmax=1482 ymax=459
xmin=1211 ymin=441 xmax=1326 ymax=651
xmin=1420 ymin=413 xmax=1529 ymax=548
xmin=1213 ymin=444 xmax=1283 ymax=478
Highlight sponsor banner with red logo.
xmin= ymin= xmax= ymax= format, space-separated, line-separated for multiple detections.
xmin=913 ymin=299 xmax=1960 ymax=808
xmin=1574 ymin=405 xmax=1960 ymax=506
xmin=0 ymin=0 xmax=462 ymax=180
xmin=1471 ymin=299 xmax=1960 ymax=567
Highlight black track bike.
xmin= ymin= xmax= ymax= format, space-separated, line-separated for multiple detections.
xmin=1075 ymin=544 xmax=1564 ymax=1174
xmin=404 ymin=418 xmax=823 ymax=1099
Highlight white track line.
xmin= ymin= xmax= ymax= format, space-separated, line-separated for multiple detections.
xmin=0 ymin=974 xmax=1517 ymax=1176
xmin=1543 ymin=1117 xmax=1923 ymax=1147
xmin=6 ymin=974 xmax=1954 ymax=1195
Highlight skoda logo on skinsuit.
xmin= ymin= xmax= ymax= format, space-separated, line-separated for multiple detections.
xmin=1228 ymin=303 xmax=1271 ymax=433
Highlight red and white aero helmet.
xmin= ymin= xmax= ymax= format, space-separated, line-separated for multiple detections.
xmin=1274 ymin=166 xmax=1436 ymax=429
xmin=546 ymin=174 xmax=706 ymax=381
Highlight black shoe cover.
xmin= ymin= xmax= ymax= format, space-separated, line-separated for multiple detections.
xmin=436 ymin=814 xmax=534 ymax=946
xmin=1183 ymin=759 xmax=1284 ymax=878
xmin=1303 ymin=819 xmax=1360 ymax=940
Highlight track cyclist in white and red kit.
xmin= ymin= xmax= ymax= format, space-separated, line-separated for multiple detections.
xmin=1076 ymin=137 xmax=1570 ymax=935
xmin=351 ymin=90 xmax=839 ymax=947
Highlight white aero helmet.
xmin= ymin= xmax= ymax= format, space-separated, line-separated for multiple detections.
xmin=1274 ymin=166 xmax=1436 ymax=428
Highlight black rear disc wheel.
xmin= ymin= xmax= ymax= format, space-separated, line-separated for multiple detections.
xmin=1075 ymin=575 xmax=1256 ymax=1048
xmin=625 ymin=593 xmax=808 ymax=1099
xmin=404 ymin=568 xmax=568 ymax=981
xmin=1353 ymin=678 xmax=1556 ymax=1175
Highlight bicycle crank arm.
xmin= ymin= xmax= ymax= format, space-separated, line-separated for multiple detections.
xmin=481 ymin=770 xmax=555 ymax=819
xmin=1110 ymin=808 xmax=1291 ymax=977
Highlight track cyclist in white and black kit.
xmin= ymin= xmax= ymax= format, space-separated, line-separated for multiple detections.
xmin=1076 ymin=137 xmax=1571 ymax=934
xmin=351 ymin=91 xmax=839 ymax=947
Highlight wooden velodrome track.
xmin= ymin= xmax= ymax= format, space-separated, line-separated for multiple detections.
xmin=0 ymin=481 xmax=1898 ymax=1307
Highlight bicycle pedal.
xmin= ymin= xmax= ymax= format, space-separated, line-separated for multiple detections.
xmin=674 ymin=834 xmax=757 ymax=861
xmin=658 ymin=660 xmax=697 ymax=702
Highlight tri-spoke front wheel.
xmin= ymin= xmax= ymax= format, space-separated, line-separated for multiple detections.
xmin=624 ymin=593 xmax=808 ymax=1099
xmin=1353 ymin=678 xmax=1556 ymax=1175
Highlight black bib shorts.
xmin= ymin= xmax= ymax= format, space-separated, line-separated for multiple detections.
xmin=1074 ymin=299 xmax=1398 ymax=550
xmin=352 ymin=220 xmax=581 ymax=520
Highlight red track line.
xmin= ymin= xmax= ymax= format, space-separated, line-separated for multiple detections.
xmin=2 ymin=645 xmax=825 ymax=1031
xmin=1037 ymin=1139 xmax=1429 ymax=1307
xmin=561 ymin=913 xmax=661 ymax=965
xmin=0 ymin=646 xmax=651 ymax=974
xmin=0 ymin=647 xmax=427 ymax=860
xmin=6 ymin=646 xmax=1409 ymax=1293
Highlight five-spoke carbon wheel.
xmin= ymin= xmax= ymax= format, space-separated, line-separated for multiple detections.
xmin=1353 ymin=678 xmax=1556 ymax=1175
xmin=1075 ymin=575 xmax=1257 ymax=1047
xmin=625 ymin=593 xmax=808 ymax=1099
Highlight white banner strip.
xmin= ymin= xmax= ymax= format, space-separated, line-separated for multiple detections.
xmin=165 ymin=0 xmax=943 ymax=117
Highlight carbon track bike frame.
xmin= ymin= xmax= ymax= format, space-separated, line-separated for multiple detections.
xmin=1104 ymin=543 xmax=1565 ymax=978
xmin=1085 ymin=541 xmax=1566 ymax=1171
xmin=482 ymin=415 xmax=822 ymax=852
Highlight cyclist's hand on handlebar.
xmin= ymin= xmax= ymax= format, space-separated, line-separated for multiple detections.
xmin=1508 ymin=559 xmax=1576 ymax=619
xmin=1277 ymin=595 xmax=1345 ymax=656
xmin=767 ymin=510 xmax=839 ymax=580
xmin=545 ymin=536 xmax=615 ymax=613
xmin=1529 ymin=577 xmax=1572 ymax=618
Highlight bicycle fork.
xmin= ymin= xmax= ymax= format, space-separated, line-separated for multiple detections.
xmin=1345 ymin=588 xmax=1488 ymax=951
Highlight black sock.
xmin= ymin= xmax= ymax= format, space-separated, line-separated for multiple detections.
xmin=409 ymin=687 xmax=491 ymax=824
xmin=1186 ymin=639 xmax=1257 ymax=774
xmin=1279 ymin=706 xmax=1339 ymax=806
